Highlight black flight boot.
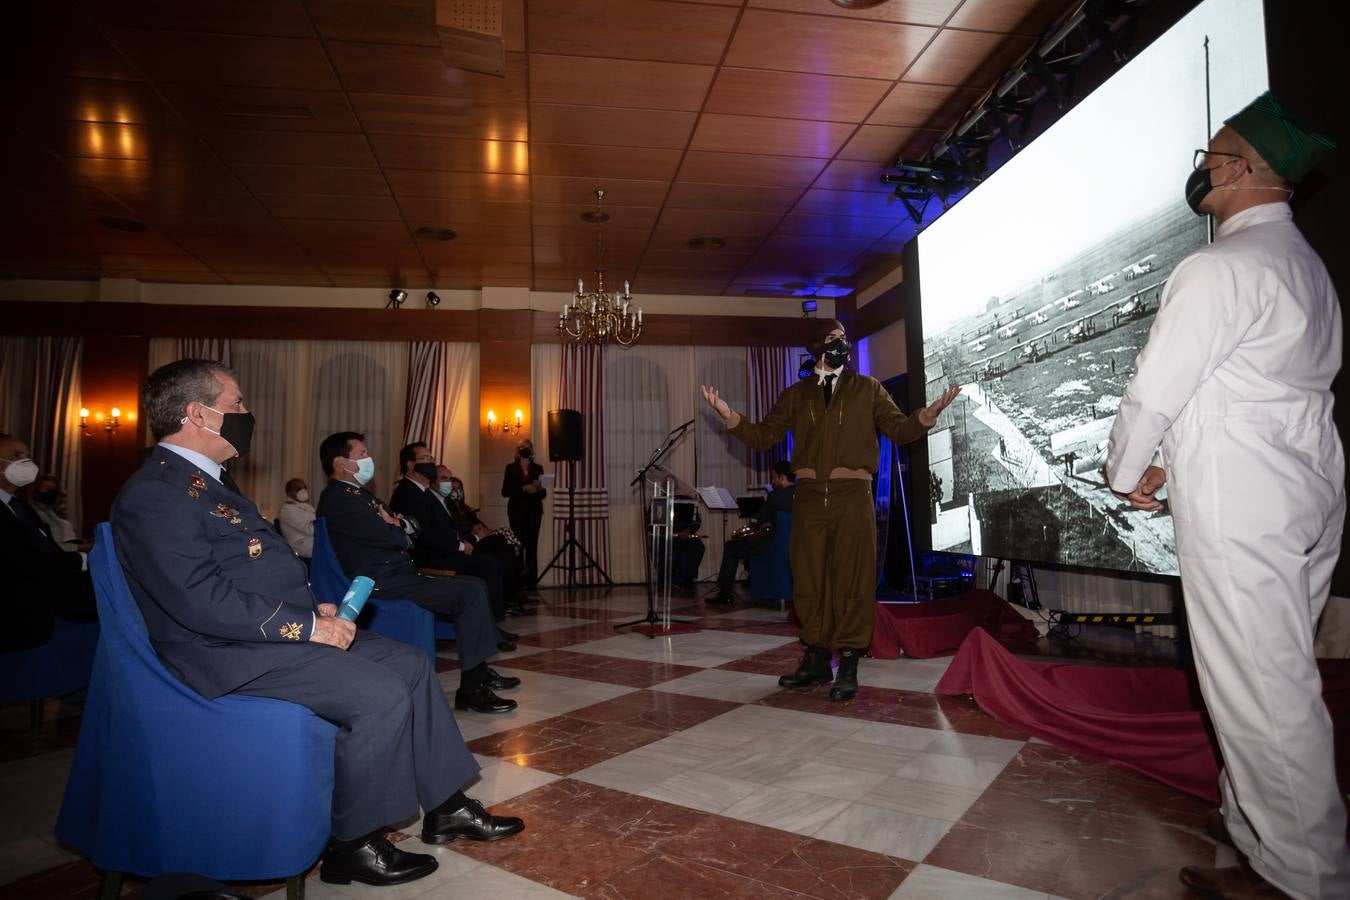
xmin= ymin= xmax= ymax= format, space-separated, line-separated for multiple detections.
xmin=829 ymin=648 xmax=861 ymax=701
xmin=778 ymin=644 xmax=834 ymax=688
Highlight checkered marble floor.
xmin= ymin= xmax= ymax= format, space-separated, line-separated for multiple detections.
xmin=0 ymin=586 xmax=1231 ymax=899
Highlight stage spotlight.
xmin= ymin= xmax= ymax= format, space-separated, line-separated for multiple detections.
xmin=801 ymin=299 xmax=818 ymax=315
xmin=386 ymin=289 xmax=407 ymax=309
xmin=425 ymin=291 xmax=441 ymax=308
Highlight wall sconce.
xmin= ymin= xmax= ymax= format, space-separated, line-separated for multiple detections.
xmin=81 ymin=406 xmax=126 ymax=435
xmin=484 ymin=408 xmax=523 ymax=437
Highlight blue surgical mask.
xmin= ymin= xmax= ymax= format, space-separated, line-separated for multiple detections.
xmin=353 ymin=457 xmax=376 ymax=485
xmin=437 ymin=481 xmax=454 ymax=497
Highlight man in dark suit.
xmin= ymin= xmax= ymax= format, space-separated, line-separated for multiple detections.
xmin=316 ymin=432 xmax=519 ymax=714
xmin=113 ymin=360 xmax=523 ymax=889
xmin=389 ymin=442 xmax=518 ymax=635
xmin=501 ymin=439 xmax=545 ymax=588
xmin=0 ymin=433 xmax=97 ymax=651
xmin=706 ymin=461 xmax=796 ymax=606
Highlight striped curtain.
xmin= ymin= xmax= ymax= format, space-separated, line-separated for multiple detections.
xmin=2 ymin=337 xmax=85 ymax=532
xmin=178 ymin=338 xmax=231 ymax=366
xmin=747 ymin=345 xmax=797 ymax=481
xmin=404 ymin=341 xmax=449 ymax=450
xmin=551 ymin=343 xmax=610 ymax=585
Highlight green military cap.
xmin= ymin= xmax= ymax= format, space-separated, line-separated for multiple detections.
xmin=1224 ymin=90 xmax=1337 ymax=183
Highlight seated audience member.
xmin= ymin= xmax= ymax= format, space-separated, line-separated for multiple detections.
xmin=316 ymin=432 xmax=520 ymax=713
xmin=436 ymin=466 xmax=531 ymax=612
xmin=0 ymin=435 xmax=98 ymax=652
xmin=278 ymin=477 xmax=316 ymax=559
xmin=23 ymin=472 xmax=83 ymax=550
xmin=707 ymin=462 xmax=796 ymax=605
xmin=113 ymin=360 xmax=523 ymax=888
xmin=389 ymin=443 xmax=518 ymax=637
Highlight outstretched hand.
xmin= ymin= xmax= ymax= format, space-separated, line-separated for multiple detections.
xmin=917 ymin=384 xmax=961 ymax=427
xmin=700 ymin=384 xmax=732 ymax=422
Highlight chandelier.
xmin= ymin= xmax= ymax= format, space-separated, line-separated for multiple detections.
xmin=557 ymin=189 xmax=642 ymax=347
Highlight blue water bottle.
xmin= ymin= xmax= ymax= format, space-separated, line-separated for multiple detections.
xmin=336 ymin=576 xmax=375 ymax=622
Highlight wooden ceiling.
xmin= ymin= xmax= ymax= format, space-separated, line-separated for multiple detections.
xmin=1 ymin=0 xmax=1070 ymax=298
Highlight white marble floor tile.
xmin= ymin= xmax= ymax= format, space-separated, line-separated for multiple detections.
xmin=776 ymin=759 xmax=891 ymax=802
xmin=857 ymin=663 xmax=949 ymax=693
xmin=844 ymin=721 xmax=945 ymax=753
xmin=866 ymin=775 xmax=987 ymax=822
xmin=703 ymin=750 xmax=806 ymax=785
xmin=496 ymin=615 xmax=601 ymax=637
xmin=638 ymin=729 xmax=748 ymax=762
xmin=894 ymin=752 xmax=1010 ymax=791
xmin=890 ymin=864 xmax=1062 ymax=900
xmin=450 ymin=705 xmax=560 ymax=742
xmin=739 ymin=728 xmax=838 ymax=761
xmin=431 ymin=859 xmax=579 ymax=898
xmin=920 ymin=731 xmax=1026 ymax=764
xmin=566 ymin=632 xmax=794 ymax=668
xmin=571 ymin=749 xmax=694 ymax=795
xmin=650 ymin=668 xmax=783 ymax=703
xmin=465 ymin=757 xmax=560 ymax=806
xmin=824 ymin=739 xmax=922 ymax=775
xmin=639 ymin=769 xmax=763 ymax=815
xmin=814 ymin=802 xmax=954 ymax=862
xmin=720 ymin=785 xmax=851 ymax=837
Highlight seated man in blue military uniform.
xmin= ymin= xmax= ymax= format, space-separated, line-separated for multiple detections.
xmin=316 ymin=432 xmax=520 ymax=714
xmin=113 ymin=359 xmax=525 ymax=889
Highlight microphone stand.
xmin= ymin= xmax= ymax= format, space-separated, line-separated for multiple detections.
xmin=614 ymin=419 xmax=697 ymax=636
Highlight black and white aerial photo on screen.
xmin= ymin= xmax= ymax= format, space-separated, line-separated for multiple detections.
xmin=918 ymin=0 xmax=1268 ymax=576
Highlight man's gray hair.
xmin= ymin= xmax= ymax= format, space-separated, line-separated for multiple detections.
xmin=144 ymin=358 xmax=238 ymax=440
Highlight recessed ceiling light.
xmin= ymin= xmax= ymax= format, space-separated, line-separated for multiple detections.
xmin=830 ymin=0 xmax=887 ymax=8
xmin=687 ymin=236 xmax=725 ymax=250
xmin=98 ymin=215 xmax=148 ymax=233
xmin=416 ymin=226 xmax=457 ymax=241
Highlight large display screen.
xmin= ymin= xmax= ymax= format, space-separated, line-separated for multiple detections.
xmin=916 ymin=0 xmax=1267 ymax=575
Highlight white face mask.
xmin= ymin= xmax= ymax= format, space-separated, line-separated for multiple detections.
xmin=4 ymin=458 xmax=39 ymax=488
xmin=295 ymin=489 xmax=310 ymax=503
xmin=353 ymin=457 xmax=376 ymax=485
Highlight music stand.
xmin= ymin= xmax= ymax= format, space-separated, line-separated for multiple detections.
xmin=613 ymin=419 xmax=699 ymax=637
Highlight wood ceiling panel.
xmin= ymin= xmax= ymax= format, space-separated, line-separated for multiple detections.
xmin=869 ymin=81 xmax=980 ymax=127
xmin=795 ymin=188 xmax=910 ymax=219
xmin=103 ymin=29 xmax=341 ymax=90
xmin=664 ymin=182 xmax=796 ymax=213
xmin=280 ymin=218 xmax=413 ymax=246
xmin=195 ymin=129 xmax=379 ymax=167
xmin=645 ymin=228 xmax=762 ymax=255
xmin=152 ymin=212 xmax=287 ymax=239
xmin=815 ymin=159 xmax=893 ymax=193
xmin=172 ymin=236 xmax=318 ymax=273
xmin=326 ymin=271 xmax=434 ymax=288
xmin=81 ymin=0 xmax=316 ymax=37
xmin=677 ymin=152 xmax=826 ymax=189
xmin=531 ymin=144 xmax=682 ymax=181
xmin=838 ymin=124 xmax=922 ymax=164
xmin=221 ymin=272 xmax=335 ymax=286
xmin=704 ymin=68 xmax=890 ymax=124
xmin=230 ymin=163 xmax=392 ymax=197
xmin=656 ymin=207 xmax=782 ymax=237
xmin=396 ymin=198 xmax=532 ymax=229
xmin=747 ymin=0 xmax=961 ymax=26
xmin=527 ymin=0 xmax=739 ymax=65
xmin=55 ymin=123 xmax=213 ymax=162
xmin=430 ymin=264 xmax=532 ymax=288
xmin=948 ymin=0 xmax=1067 ymax=35
xmin=256 ymin=193 xmax=404 ymax=221
xmin=775 ymin=213 xmax=898 ymax=240
xmin=305 ymin=0 xmax=439 ymax=46
xmin=531 ymin=203 xmax=660 ymax=230
xmin=349 ymin=93 xmax=527 ymax=140
xmin=635 ymin=274 xmax=735 ymax=294
xmin=71 ymin=158 xmax=247 ymax=198
xmin=639 ymin=250 xmax=753 ymax=272
xmin=412 ymin=220 xmax=532 ymax=246
xmin=384 ymin=170 xmax=530 ymax=203
xmin=419 ymin=243 xmax=531 ymax=266
xmin=532 ymin=226 xmax=650 ymax=253
xmin=159 ymin=85 xmax=362 ymax=133
xmin=690 ymin=114 xmax=853 ymax=159
xmin=54 ymin=77 xmax=170 ymax=126
xmin=305 ymin=243 xmax=427 ymax=272
xmin=531 ymin=176 xmax=669 ymax=208
xmin=903 ymin=29 xmax=1033 ymax=87
xmin=325 ymin=43 xmax=527 ymax=100
xmin=529 ymin=105 xmax=697 ymax=151
xmin=528 ymin=55 xmax=713 ymax=111
xmin=367 ymin=135 xmax=529 ymax=174
xmin=725 ymin=10 xmax=936 ymax=81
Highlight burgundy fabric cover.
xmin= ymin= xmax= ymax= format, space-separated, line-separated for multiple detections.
xmin=869 ymin=590 xmax=1040 ymax=659
xmin=936 ymin=627 xmax=1350 ymax=803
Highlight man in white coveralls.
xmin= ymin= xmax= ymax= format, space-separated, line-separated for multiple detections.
xmin=1106 ymin=91 xmax=1347 ymax=899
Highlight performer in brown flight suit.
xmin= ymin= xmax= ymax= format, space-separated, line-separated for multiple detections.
xmin=701 ymin=320 xmax=959 ymax=701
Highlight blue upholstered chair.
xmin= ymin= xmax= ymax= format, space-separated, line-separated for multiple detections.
xmin=310 ymin=518 xmax=442 ymax=661
xmin=0 ymin=617 xmax=99 ymax=733
xmin=55 ymin=524 xmax=337 ymax=898
xmin=748 ymin=510 xmax=794 ymax=612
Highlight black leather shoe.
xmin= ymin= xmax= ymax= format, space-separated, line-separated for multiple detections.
xmin=779 ymin=645 xmax=833 ymax=689
xmin=487 ymin=667 xmax=521 ymax=690
xmin=319 ymin=834 xmax=438 ymax=886
xmin=497 ymin=639 xmax=517 ymax=652
xmin=423 ymin=797 xmax=525 ymax=845
xmin=455 ymin=683 xmax=517 ymax=713
xmin=498 ymin=627 xmax=520 ymax=641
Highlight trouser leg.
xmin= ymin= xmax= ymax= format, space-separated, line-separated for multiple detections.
xmin=454 ymin=552 xmax=506 ymax=622
xmin=790 ymin=480 xmax=876 ymax=650
xmin=374 ymin=572 xmax=498 ymax=672
xmin=717 ymin=539 xmax=754 ymax=590
xmin=788 ymin=481 xmax=830 ymax=648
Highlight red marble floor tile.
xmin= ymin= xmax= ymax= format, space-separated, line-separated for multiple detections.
xmin=992 ymin=742 xmax=1116 ymax=802
xmin=756 ymin=685 xmax=966 ymax=731
xmin=568 ymin=690 xmax=739 ymax=732
xmin=496 ymin=649 xmax=704 ymax=687
xmin=719 ymin=643 xmax=806 ymax=676
xmin=1077 ymin=809 xmax=1215 ymax=860
xmin=589 ymin=850 xmax=802 ymax=899
xmin=492 ymin=778 xmax=633 ymax=830
xmin=1052 ymin=845 xmax=1198 ymax=900
xmin=760 ymin=837 xmax=914 ymax=900
xmin=923 ymin=820 xmax=1077 ymax=895
xmin=466 ymin=713 xmax=667 ymax=775
xmin=958 ymin=785 xmax=1093 ymax=842
xmin=517 ymin=621 xmax=638 ymax=648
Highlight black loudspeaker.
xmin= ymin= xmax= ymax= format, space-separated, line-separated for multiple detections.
xmin=547 ymin=409 xmax=583 ymax=462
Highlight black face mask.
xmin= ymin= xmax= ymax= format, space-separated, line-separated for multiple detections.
xmin=822 ymin=336 xmax=851 ymax=368
xmin=413 ymin=462 xmax=438 ymax=482
xmin=1184 ymin=166 xmax=1213 ymax=216
xmin=519 ymin=447 xmax=533 ymax=459
xmin=217 ymin=411 xmax=256 ymax=457
xmin=36 ymin=489 xmax=59 ymax=506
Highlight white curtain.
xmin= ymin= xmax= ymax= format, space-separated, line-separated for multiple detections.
xmin=0 ymin=336 xmax=85 ymax=533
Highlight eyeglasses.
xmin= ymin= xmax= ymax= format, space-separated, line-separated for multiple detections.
xmin=1193 ymin=149 xmax=1247 ymax=171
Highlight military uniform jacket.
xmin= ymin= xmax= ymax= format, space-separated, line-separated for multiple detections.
xmin=389 ymin=478 xmax=463 ymax=569
xmin=316 ymin=479 xmax=419 ymax=584
xmin=111 ymin=445 xmax=317 ymax=699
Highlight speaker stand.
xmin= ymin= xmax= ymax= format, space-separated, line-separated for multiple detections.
xmin=539 ymin=459 xmax=613 ymax=591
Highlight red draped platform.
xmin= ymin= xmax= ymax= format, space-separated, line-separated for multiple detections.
xmin=935 ymin=627 xmax=1350 ymax=803
xmin=868 ymin=589 xmax=1040 ymax=659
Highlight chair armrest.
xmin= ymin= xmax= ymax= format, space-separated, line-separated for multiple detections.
xmin=417 ymin=567 xmax=456 ymax=577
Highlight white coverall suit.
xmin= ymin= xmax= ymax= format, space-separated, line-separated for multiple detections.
xmin=1107 ymin=201 xmax=1349 ymax=899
